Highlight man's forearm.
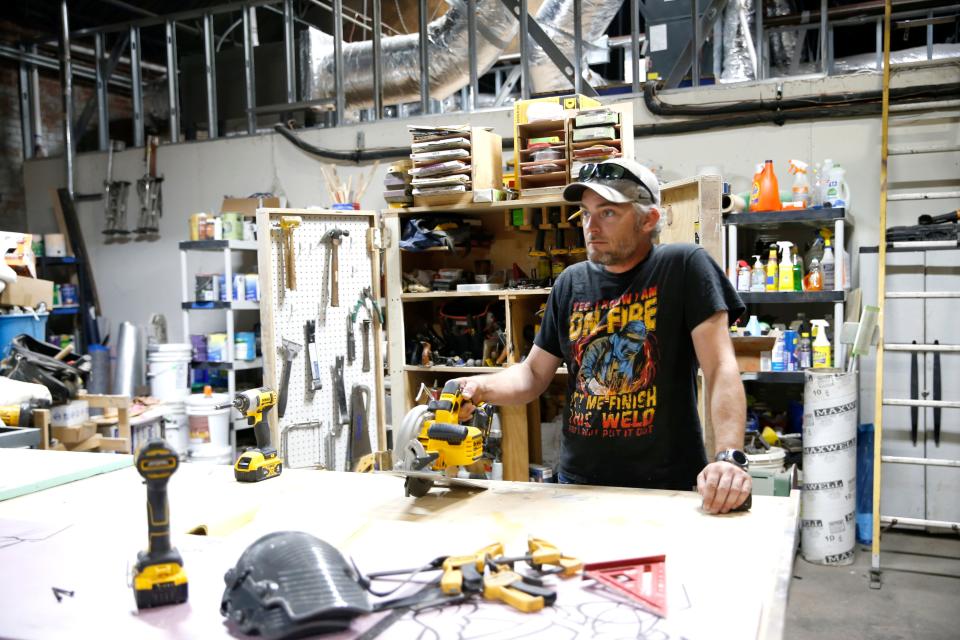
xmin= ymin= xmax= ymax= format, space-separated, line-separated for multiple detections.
xmin=469 ymin=363 xmax=547 ymax=406
xmin=707 ymin=360 xmax=747 ymax=454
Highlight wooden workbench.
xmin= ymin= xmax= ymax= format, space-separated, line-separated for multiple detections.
xmin=0 ymin=449 xmax=799 ymax=639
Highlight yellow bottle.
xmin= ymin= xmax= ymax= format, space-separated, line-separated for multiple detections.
xmin=810 ymin=320 xmax=831 ymax=368
xmin=776 ymin=241 xmax=794 ymax=292
xmin=765 ymin=244 xmax=778 ymax=291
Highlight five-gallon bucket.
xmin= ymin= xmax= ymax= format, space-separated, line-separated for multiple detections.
xmin=186 ymin=391 xmax=231 ymax=462
xmin=147 ymin=343 xmax=193 ymax=400
xmin=161 ymin=399 xmax=189 ymax=456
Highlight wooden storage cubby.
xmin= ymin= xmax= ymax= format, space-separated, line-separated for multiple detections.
xmin=515 ymin=119 xmax=569 ymax=197
xmin=411 ymin=127 xmax=503 ymax=207
xmin=568 ymin=102 xmax=635 ymax=177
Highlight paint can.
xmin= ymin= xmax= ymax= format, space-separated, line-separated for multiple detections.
xmin=43 ymin=233 xmax=66 ymax=257
xmin=147 ymin=343 xmax=193 ymax=401
xmin=221 ymin=212 xmax=245 ymax=240
xmin=161 ymin=399 xmax=189 ymax=457
xmin=186 ymin=391 xmax=232 ymax=462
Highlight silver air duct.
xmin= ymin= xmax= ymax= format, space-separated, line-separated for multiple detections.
xmin=302 ymin=0 xmax=516 ymax=110
xmin=528 ymin=0 xmax=625 ymax=93
xmin=721 ymin=0 xmax=757 ymax=83
xmin=303 ymin=0 xmax=628 ymax=110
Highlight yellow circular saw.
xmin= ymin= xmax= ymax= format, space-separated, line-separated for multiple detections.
xmin=393 ymin=380 xmax=494 ymax=497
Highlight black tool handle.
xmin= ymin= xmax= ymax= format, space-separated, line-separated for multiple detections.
xmin=361 ymin=320 xmax=371 ymax=373
xmin=933 ymin=340 xmax=941 ymax=446
xmin=254 ymin=404 xmax=273 ymax=449
xmin=910 ymin=342 xmax=918 ymax=446
xmin=146 ymin=484 xmax=171 ymax=555
xmin=279 ymin=359 xmax=293 ymax=418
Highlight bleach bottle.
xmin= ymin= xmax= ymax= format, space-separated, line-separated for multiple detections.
xmin=810 ymin=320 xmax=831 ymax=368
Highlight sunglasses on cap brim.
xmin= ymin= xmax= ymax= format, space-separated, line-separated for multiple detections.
xmin=578 ymin=163 xmax=656 ymax=203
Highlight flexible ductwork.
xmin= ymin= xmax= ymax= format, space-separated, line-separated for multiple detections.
xmin=527 ymin=0 xmax=626 ymax=93
xmin=302 ymin=0 xmax=628 ymax=110
xmin=721 ymin=0 xmax=757 ymax=83
xmin=302 ymin=0 xmax=517 ymax=110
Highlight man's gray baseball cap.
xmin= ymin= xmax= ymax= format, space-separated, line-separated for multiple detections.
xmin=563 ymin=158 xmax=661 ymax=207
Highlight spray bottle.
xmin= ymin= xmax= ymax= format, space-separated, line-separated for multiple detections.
xmin=788 ymin=159 xmax=810 ymax=208
xmin=765 ymin=244 xmax=779 ymax=291
xmin=750 ymin=255 xmax=766 ymax=292
xmin=820 ymin=228 xmax=835 ymax=290
xmin=810 ymin=319 xmax=831 ymax=368
xmin=776 ymin=241 xmax=795 ymax=292
xmin=820 ymin=159 xmax=834 ymax=207
xmin=811 ymin=162 xmax=823 ymax=208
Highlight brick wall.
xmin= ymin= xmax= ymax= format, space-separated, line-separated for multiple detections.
xmin=0 ymin=58 xmax=132 ymax=232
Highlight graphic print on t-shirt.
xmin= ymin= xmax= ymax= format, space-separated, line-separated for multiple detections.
xmin=568 ymin=285 xmax=659 ymax=439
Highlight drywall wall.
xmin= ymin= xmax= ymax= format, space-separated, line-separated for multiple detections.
xmin=21 ymin=62 xmax=959 ymax=345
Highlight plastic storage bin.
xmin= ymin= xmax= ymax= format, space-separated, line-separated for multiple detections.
xmin=0 ymin=313 xmax=49 ymax=357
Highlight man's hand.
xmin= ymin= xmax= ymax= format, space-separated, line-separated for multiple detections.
xmin=454 ymin=376 xmax=484 ymax=422
xmin=697 ymin=462 xmax=752 ymax=514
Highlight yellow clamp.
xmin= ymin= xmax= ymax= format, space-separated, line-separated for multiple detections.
xmin=527 ymin=537 xmax=582 ymax=577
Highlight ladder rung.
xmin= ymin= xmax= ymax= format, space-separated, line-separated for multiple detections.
xmin=888 ymin=144 xmax=960 ymax=156
xmin=884 ymin=343 xmax=960 ymax=353
xmin=881 ymin=455 xmax=960 ymax=468
xmin=889 ymin=240 xmax=960 ymax=251
xmin=887 ymin=191 xmax=960 ymax=201
xmin=880 ymin=516 xmax=960 ymax=530
xmin=889 ymin=99 xmax=960 ymax=113
xmin=885 ymin=291 xmax=960 ymax=299
xmin=882 ymin=398 xmax=960 ymax=409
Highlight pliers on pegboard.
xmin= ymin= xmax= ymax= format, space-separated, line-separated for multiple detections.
xmin=350 ymin=287 xmax=384 ymax=325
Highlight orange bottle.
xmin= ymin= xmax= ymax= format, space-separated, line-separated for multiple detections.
xmin=756 ymin=160 xmax=782 ymax=212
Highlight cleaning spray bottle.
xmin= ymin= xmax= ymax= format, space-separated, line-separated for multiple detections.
xmin=765 ymin=244 xmax=779 ymax=291
xmin=750 ymin=255 xmax=766 ymax=292
xmin=776 ymin=241 xmax=794 ymax=292
xmin=811 ymin=162 xmax=823 ymax=208
xmin=810 ymin=319 xmax=831 ymax=368
xmin=820 ymin=228 xmax=835 ymax=290
xmin=757 ymin=160 xmax=782 ymax=212
xmin=788 ymin=159 xmax=810 ymax=208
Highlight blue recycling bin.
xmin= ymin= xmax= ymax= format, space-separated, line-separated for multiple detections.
xmin=0 ymin=313 xmax=49 ymax=357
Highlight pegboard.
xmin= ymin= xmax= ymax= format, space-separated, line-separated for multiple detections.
xmin=256 ymin=208 xmax=386 ymax=471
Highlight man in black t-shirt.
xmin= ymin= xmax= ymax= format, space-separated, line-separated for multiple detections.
xmin=458 ymin=159 xmax=751 ymax=514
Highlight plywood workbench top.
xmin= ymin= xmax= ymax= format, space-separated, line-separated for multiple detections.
xmin=0 ymin=451 xmax=799 ymax=640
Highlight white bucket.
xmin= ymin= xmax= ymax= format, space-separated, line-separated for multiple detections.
xmin=147 ymin=343 xmax=193 ymax=401
xmin=800 ymin=370 xmax=858 ymax=566
xmin=747 ymin=447 xmax=786 ymax=472
xmin=161 ymin=400 xmax=189 ymax=457
xmin=186 ymin=392 xmax=231 ymax=461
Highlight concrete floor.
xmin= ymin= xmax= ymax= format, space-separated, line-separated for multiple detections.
xmin=785 ymin=530 xmax=960 ymax=639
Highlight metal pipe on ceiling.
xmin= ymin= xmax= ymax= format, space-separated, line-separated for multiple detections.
xmin=60 ymin=0 xmax=74 ymax=196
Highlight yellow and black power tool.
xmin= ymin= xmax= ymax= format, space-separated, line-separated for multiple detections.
xmin=394 ymin=379 xmax=495 ymax=497
xmin=133 ymin=439 xmax=188 ymax=609
xmin=218 ymin=387 xmax=281 ymax=483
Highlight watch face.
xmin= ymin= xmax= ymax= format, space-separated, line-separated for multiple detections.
xmin=730 ymin=449 xmax=748 ymax=466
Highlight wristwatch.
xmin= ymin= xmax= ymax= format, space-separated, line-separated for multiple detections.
xmin=715 ymin=448 xmax=749 ymax=470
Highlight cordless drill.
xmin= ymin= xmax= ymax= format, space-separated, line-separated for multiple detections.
xmin=132 ymin=439 xmax=188 ymax=609
xmin=217 ymin=387 xmax=281 ymax=482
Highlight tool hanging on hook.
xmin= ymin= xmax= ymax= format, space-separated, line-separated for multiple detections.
xmin=103 ymin=140 xmax=130 ymax=236
xmin=135 ymin=136 xmax=163 ymax=235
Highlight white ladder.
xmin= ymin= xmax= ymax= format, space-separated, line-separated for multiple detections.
xmin=870 ymin=1 xmax=960 ymax=589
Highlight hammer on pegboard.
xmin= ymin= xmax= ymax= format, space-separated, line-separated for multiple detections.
xmin=280 ymin=216 xmax=301 ymax=290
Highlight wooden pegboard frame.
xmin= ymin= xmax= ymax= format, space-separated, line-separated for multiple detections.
xmin=256 ymin=208 xmax=386 ymax=470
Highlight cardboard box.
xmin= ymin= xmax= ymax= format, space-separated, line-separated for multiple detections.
xmin=50 ymin=400 xmax=90 ymax=427
xmin=0 ymin=277 xmax=54 ymax=308
xmin=220 ymin=196 xmax=281 ymax=217
xmin=732 ymin=336 xmax=777 ymax=373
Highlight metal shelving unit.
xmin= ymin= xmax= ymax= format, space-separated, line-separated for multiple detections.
xmin=179 ymin=239 xmax=262 ymax=430
xmin=725 ymin=207 xmax=854 ymax=377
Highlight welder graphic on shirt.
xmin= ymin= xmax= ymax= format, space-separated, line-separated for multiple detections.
xmin=577 ymin=319 xmax=658 ymax=396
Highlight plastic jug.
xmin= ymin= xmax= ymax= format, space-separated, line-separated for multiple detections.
xmin=756 ymin=160 xmax=782 ymax=212
xmin=825 ymin=165 xmax=851 ymax=208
